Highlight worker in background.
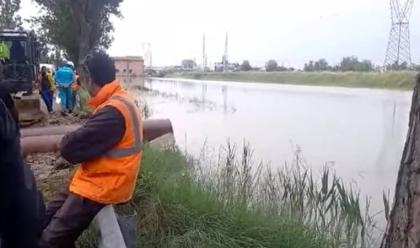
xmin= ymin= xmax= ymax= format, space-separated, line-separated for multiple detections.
xmin=0 ymin=86 xmax=45 ymax=248
xmin=39 ymin=51 xmax=144 ymax=247
xmin=54 ymin=61 xmax=74 ymax=115
xmin=71 ymin=72 xmax=80 ymax=111
xmin=71 ymin=72 xmax=80 ymax=91
xmin=39 ymin=66 xmax=54 ymax=113
xmin=46 ymin=68 xmax=56 ymax=92
xmin=0 ymin=41 xmax=9 ymax=63
xmin=0 ymin=41 xmax=9 ymax=82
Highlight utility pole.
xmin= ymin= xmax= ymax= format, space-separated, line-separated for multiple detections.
xmin=222 ymin=31 xmax=228 ymax=71
xmin=202 ymin=33 xmax=207 ymax=71
xmin=142 ymin=42 xmax=152 ymax=68
xmin=384 ymin=0 xmax=414 ymax=69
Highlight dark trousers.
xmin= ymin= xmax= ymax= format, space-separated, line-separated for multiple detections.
xmin=40 ymin=90 xmax=53 ymax=113
xmin=39 ymin=191 xmax=104 ymax=248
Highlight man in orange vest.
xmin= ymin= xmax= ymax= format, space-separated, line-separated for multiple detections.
xmin=39 ymin=51 xmax=143 ymax=248
xmin=71 ymin=72 xmax=80 ymax=111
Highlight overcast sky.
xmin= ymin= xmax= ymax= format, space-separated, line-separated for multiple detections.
xmin=19 ymin=0 xmax=420 ymax=68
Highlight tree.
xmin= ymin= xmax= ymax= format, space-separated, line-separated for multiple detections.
xmin=339 ymin=56 xmax=374 ymax=71
xmin=304 ymin=59 xmax=330 ymax=72
xmin=240 ymin=60 xmax=252 ymax=71
xmin=265 ymin=60 xmax=278 ymax=72
xmin=0 ymin=0 xmax=22 ymax=29
xmin=49 ymin=49 xmax=65 ymax=65
xmin=277 ymin=65 xmax=288 ymax=71
xmin=340 ymin=56 xmax=356 ymax=71
xmin=304 ymin=60 xmax=315 ymax=72
xmin=381 ymin=75 xmax=420 ymax=248
xmin=314 ymin=59 xmax=329 ymax=71
xmin=360 ymin=59 xmax=374 ymax=71
xmin=32 ymin=0 xmax=123 ymax=67
xmin=39 ymin=48 xmax=65 ymax=65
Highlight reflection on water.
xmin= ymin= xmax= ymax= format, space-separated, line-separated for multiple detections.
xmin=222 ymin=85 xmax=228 ymax=113
xmin=125 ymin=78 xmax=237 ymax=114
xmin=123 ymin=77 xmax=412 ymax=212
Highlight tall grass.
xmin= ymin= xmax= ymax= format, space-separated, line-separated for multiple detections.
xmin=190 ymin=143 xmax=380 ymax=247
xmin=166 ymin=71 xmax=417 ymax=90
xmin=79 ymin=144 xmax=380 ymax=247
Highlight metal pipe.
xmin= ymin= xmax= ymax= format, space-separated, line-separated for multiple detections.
xmin=21 ymin=135 xmax=64 ymax=157
xmin=21 ymin=119 xmax=174 ymax=155
xmin=21 ymin=119 xmax=173 ymax=139
xmin=21 ymin=125 xmax=79 ymax=137
xmin=143 ymin=119 xmax=174 ymax=142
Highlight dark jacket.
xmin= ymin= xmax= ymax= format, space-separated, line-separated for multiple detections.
xmin=0 ymin=87 xmax=18 ymax=123
xmin=60 ymin=106 xmax=126 ymax=164
xmin=40 ymin=72 xmax=50 ymax=92
xmin=0 ymin=96 xmax=45 ymax=248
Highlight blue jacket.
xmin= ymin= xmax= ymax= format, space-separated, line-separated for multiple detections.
xmin=54 ymin=66 xmax=74 ymax=87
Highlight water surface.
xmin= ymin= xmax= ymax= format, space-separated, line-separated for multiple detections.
xmin=123 ymin=77 xmax=412 ymax=212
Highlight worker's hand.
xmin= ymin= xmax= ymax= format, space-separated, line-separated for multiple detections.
xmin=54 ymin=156 xmax=73 ymax=170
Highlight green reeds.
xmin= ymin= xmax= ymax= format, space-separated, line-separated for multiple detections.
xmin=79 ymin=143 xmax=380 ymax=247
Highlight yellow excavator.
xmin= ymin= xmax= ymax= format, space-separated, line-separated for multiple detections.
xmin=0 ymin=29 xmax=43 ymax=126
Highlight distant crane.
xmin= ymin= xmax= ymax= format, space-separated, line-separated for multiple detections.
xmin=222 ymin=31 xmax=228 ymax=70
xmin=384 ymin=0 xmax=414 ymax=68
xmin=142 ymin=42 xmax=153 ymax=67
xmin=202 ymin=33 xmax=208 ymax=71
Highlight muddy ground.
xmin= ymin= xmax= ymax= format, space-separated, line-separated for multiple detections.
xmin=32 ymin=111 xmax=88 ymax=127
xmin=23 ymin=112 xmax=86 ymax=200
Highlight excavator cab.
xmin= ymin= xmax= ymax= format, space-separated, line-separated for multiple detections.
xmin=0 ymin=30 xmax=43 ymax=125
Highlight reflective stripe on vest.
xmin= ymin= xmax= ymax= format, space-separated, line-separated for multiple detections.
xmin=106 ymin=95 xmax=143 ymax=158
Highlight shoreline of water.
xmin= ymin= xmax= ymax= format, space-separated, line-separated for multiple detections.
xmin=164 ymin=71 xmax=417 ymax=91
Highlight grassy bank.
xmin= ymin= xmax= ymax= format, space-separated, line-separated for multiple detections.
xmin=166 ymin=71 xmax=417 ymax=90
xmin=79 ymin=145 xmax=380 ymax=247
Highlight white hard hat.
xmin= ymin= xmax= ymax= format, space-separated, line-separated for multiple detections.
xmin=65 ymin=61 xmax=75 ymax=68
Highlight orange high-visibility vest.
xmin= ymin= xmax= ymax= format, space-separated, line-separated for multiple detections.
xmin=71 ymin=74 xmax=80 ymax=91
xmin=69 ymin=80 xmax=143 ymax=204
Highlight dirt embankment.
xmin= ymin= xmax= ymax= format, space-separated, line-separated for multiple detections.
xmin=23 ymin=112 xmax=87 ymax=200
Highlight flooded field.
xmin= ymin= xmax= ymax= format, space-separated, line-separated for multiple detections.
xmin=124 ymin=77 xmax=412 ymax=213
